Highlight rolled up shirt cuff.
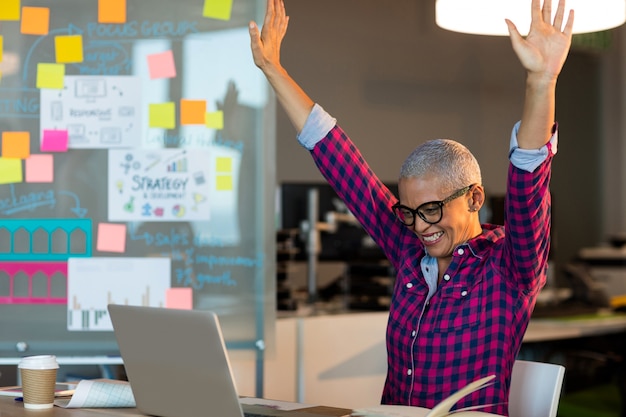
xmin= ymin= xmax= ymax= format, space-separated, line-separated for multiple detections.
xmin=509 ymin=120 xmax=558 ymax=172
xmin=297 ymin=104 xmax=337 ymax=150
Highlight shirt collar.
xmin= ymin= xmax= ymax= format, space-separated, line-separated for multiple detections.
xmin=463 ymin=224 xmax=504 ymax=258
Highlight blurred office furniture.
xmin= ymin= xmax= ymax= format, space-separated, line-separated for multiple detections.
xmin=278 ymin=183 xmax=394 ymax=308
xmin=557 ymin=347 xmax=625 ymax=417
xmin=576 ymin=243 xmax=626 ymax=307
xmin=523 ymin=313 xmax=626 ymax=417
xmin=341 ymin=262 xmax=395 ymax=311
xmin=276 ymin=229 xmax=300 ymax=311
xmin=509 ymin=360 xmax=565 ymax=417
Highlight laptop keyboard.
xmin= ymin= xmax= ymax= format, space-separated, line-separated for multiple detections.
xmin=241 ymin=403 xmax=352 ymax=417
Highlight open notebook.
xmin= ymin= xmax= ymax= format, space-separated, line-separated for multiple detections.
xmin=108 ymin=304 xmax=347 ymax=417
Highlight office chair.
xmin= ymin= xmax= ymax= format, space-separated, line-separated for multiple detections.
xmin=509 ymin=359 xmax=565 ymax=417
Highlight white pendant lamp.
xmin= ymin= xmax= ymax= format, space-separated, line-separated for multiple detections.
xmin=435 ymin=0 xmax=626 ymax=36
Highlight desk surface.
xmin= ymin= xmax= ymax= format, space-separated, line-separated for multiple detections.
xmin=0 ymin=396 xmax=353 ymax=417
xmin=0 ymin=396 xmax=142 ymax=416
xmin=524 ymin=313 xmax=626 ymax=343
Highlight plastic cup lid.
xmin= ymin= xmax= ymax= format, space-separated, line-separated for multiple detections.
xmin=18 ymin=355 xmax=59 ymax=369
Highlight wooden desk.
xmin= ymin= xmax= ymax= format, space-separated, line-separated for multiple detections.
xmin=524 ymin=313 xmax=626 ymax=342
xmin=0 ymin=394 xmax=352 ymax=417
xmin=0 ymin=396 xmax=143 ymax=416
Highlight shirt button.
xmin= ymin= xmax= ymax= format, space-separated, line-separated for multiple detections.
xmin=461 ymin=290 xmax=468 ymax=296
xmin=407 ymin=369 xmax=412 ymax=376
xmin=406 ymin=283 xmax=413 ymax=289
xmin=411 ymin=330 xmax=416 ymax=337
xmin=457 ymin=248 xmax=465 ymax=255
xmin=443 ymin=274 xmax=451 ymax=281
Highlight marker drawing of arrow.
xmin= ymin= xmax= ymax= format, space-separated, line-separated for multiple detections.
xmin=58 ymin=190 xmax=88 ymax=218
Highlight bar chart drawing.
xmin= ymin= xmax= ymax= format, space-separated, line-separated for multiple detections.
xmin=67 ymin=257 xmax=171 ymax=331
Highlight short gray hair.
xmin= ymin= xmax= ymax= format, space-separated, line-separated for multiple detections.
xmin=399 ymin=139 xmax=482 ymax=193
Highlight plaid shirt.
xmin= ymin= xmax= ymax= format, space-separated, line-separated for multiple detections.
xmin=308 ymin=122 xmax=552 ymax=416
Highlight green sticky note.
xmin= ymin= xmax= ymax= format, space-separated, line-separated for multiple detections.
xmin=0 ymin=158 xmax=23 ymax=184
xmin=203 ymin=0 xmax=232 ymax=21
xmin=0 ymin=0 xmax=20 ymax=21
xmin=55 ymin=35 xmax=84 ymax=63
xmin=149 ymin=102 xmax=176 ymax=129
xmin=204 ymin=110 xmax=224 ymax=129
xmin=36 ymin=63 xmax=65 ymax=89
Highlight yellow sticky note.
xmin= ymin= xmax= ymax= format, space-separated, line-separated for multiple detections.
xmin=25 ymin=154 xmax=54 ymax=183
xmin=180 ymin=99 xmax=206 ymax=125
xmin=0 ymin=0 xmax=20 ymax=21
xmin=215 ymin=156 xmax=232 ymax=173
xmin=36 ymin=63 xmax=64 ymax=89
xmin=149 ymin=102 xmax=176 ymax=129
xmin=203 ymin=0 xmax=233 ymax=21
xmin=2 ymin=131 xmax=30 ymax=158
xmin=204 ymin=110 xmax=224 ymax=129
xmin=99 ymin=0 xmax=126 ymax=23
xmin=21 ymin=7 xmax=49 ymax=35
xmin=216 ymin=175 xmax=232 ymax=191
xmin=0 ymin=36 xmax=3 ymax=62
xmin=55 ymin=35 xmax=83 ymax=63
xmin=0 ymin=158 xmax=22 ymax=184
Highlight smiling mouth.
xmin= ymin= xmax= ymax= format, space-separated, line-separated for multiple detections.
xmin=422 ymin=231 xmax=444 ymax=243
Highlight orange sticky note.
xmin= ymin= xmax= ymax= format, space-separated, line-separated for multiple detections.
xmin=180 ymin=99 xmax=206 ymax=125
xmin=55 ymin=35 xmax=83 ymax=63
xmin=2 ymin=131 xmax=30 ymax=158
xmin=166 ymin=288 xmax=193 ymax=309
xmin=204 ymin=111 xmax=224 ymax=129
xmin=147 ymin=50 xmax=176 ymax=79
xmin=149 ymin=102 xmax=176 ymax=129
xmin=97 ymin=223 xmax=127 ymax=253
xmin=36 ymin=63 xmax=64 ymax=89
xmin=203 ymin=0 xmax=233 ymax=21
xmin=0 ymin=0 xmax=20 ymax=21
xmin=98 ymin=0 xmax=126 ymax=23
xmin=25 ymin=154 xmax=53 ymax=183
xmin=21 ymin=7 xmax=49 ymax=35
xmin=216 ymin=175 xmax=232 ymax=191
xmin=0 ymin=158 xmax=22 ymax=184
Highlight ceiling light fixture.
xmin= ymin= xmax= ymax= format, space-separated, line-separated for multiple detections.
xmin=435 ymin=0 xmax=626 ymax=36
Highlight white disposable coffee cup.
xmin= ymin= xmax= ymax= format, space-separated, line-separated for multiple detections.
xmin=18 ymin=355 xmax=59 ymax=410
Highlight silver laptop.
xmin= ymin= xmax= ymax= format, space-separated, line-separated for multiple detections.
xmin=108 ymin=304 xmax=316 ymax=417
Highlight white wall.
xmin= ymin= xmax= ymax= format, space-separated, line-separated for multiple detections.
xmin=276 ymin=1 xmax=523 ymax=192
xmin=274 ymin=0 xmax=626 ymax=273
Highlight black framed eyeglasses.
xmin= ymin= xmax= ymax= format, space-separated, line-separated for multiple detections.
xmin=391 ymin=184 xmax=474 ymax=226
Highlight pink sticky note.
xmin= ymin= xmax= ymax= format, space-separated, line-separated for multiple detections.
xmin=25 ymin=154 xmax=54 ymax=183
xmin=96 ymin=223 xmax=127 ymax=253
xmin=166 ymin=288 xmax=193 ymax=309
xmin=41 ymin=130 xmax=69 ymax=152
xmin=147 ymin=50 xmax=176 ymax=79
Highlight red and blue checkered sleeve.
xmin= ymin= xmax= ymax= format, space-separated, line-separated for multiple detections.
xmin=310 ymin=125 xmax=408 ymax=266
xmin=503 ymin=150 xmax=553 ymax=290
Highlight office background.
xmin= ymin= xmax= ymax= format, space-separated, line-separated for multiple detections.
xmin=274 ymin=0 xmax=626 ymax=282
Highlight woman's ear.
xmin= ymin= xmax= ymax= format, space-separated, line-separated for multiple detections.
xmin=469 ymin=185 xmax=485 ymax=212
